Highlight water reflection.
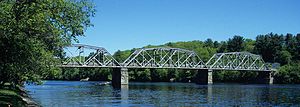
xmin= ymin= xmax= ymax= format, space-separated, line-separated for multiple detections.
xmin=207 ymin=85 xmax=212 ymax=105
xmin=120 ymin=85 xmax=128 ymax=105
xmin=25 ymin=81 xmax=300 ymax=106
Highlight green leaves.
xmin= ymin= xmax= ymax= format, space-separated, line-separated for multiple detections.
xmin=276 ymin=62 xmax=300 ymax=84
xmin=110 ymin=33 xmax=300 ymax=83
xmin=0 ymin=0 xmax=95 ymax=86
xmin=227 ymin=35 xmax=245 ymax=52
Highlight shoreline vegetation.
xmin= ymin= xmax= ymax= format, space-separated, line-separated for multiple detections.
xmin=46 ymin=33 xmax=300 ymax=84
xmin=0 ymin=83 xmax=38 ymax=107
xmin=2 ymin=33 xmax=299 ymax=106
xmin=1 ymin=0 xmax=300 ymax=106
xmin=1 ymin=0 xmax=95 ymax=107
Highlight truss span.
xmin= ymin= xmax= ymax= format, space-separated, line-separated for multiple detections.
xmin=205 ymin=52 xmax=270 ymax=71
xmin=61 ymin=44 xmax=120 ymax=67
xmin=59 ymin=44 xmax=274 ymax=71
xmin=122 ymin=47 xmax=206 ymax=69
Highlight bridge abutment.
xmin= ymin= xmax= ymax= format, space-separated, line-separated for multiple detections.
xmin=112 ymin=68 xmax=129 ymax=88
xmin=255 ymin=71 xmax=274 ymax=84
xmin=195 ymin=69 xmax=213 ymax=85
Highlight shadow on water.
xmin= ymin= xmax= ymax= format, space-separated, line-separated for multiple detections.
xmin=25 ymin=81 xmax=300 ymax=106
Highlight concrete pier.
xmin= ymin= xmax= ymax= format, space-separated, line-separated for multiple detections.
xmin=112 ymin=68 xmax=128 ymax=88
xmin=195 ymin=69 xmax=213 ymax=85
xmin=255 ymin=71 xmax=274 ymax=84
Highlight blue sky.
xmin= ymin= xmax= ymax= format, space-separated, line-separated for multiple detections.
xmin=77 ymin=0 xmax=300 ymax=53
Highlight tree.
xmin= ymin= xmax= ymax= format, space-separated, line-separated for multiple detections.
xmin=278 ymin=51 xmax=292 ymax=65
xmin=275 ymin=63 xmax=300 ymax=84
xmin=244 ymin=39 xmax=255 ymax=52
xmin=134 ymin=69 xmax=151 ymax=82
xmin=285 ymin=33 xmax=297 ymax=57
xmin=295 ymin=34 xmax=300 ymax=60
xmin=0 ymin=0 xmax=95 ymax=86
xmin=204 ymin=38 xmax=213 ymax=47
xmin=254 ymin=33 xmax=284 ymax=63
xmin=271 ymin=34 xmax=285 ymax=63
xmin=213 ymin=41 xmax=220 ymax=48
xmin=227 ymin=35 xmax=245 ymax=52
xmin=113 ymin=50 xmax=132 ymax=62
xmin=167 ymin=69 xmax=179 ymax=81
xmin=217 ymin=41 xmax=227 ymax=53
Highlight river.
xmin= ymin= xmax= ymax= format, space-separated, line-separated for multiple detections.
xmin=25 ymin=81 xmax=300 ymax=106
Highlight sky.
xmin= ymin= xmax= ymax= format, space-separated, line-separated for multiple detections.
xmin=77 ymin=0 xmax=300 ymax=53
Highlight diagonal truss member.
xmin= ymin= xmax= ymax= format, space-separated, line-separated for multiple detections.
xmin=205 ymin=52 xmax=270 ymax=71
xmin=61 ymin=44 xmax=120 ymax=67
xmin=59 ymin=44 xmax=274 ymax=71
xmin=122 ymin=47 xmax=206 ymax=69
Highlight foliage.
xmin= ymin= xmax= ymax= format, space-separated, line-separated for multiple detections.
xmin=275 ymin=62 xmax=300 ymax=84
xmin=1 ymin=0 xmax=298 ymax=85
xmin=254 ymin=33 xmax=285 ymax=63
xmin=0 ymin=0 xmax=95 ymax=86
xmin=56 ymin=33 xmax=300 ymax=84
xmin=227 ymin=35 xmax=245 ymax=52
xmin=130 ymin=69 xmax=151 ymax=82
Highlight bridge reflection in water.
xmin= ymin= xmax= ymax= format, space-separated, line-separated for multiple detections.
xmin=59 ymin=44 xmax=276 ymax=88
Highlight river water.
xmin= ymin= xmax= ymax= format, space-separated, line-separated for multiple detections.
xmin=25 ymin=81 xmax=300 ymax=106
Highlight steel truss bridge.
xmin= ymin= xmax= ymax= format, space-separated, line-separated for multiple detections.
xmin=60 ymin=44 xmax=273 ymax=71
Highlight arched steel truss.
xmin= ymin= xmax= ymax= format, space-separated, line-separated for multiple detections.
xmin=206 ymin=52 xmax=268 ymax=71
xmin=61 ymin=44 xmax=120 ymax=67
xmin=122 ymin=47 xmax=206 ymax=69
xmin=60 ymin=44 xmax=272 ymax=71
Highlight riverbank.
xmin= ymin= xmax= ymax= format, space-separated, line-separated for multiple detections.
xmin=0 ymin=84 xmax=39 ymax=107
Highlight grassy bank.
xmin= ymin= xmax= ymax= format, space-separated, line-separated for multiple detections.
xmin=0 ymin=83 xmax=38 ymax=107
xmin=0 ymin=89 xmax=25 ymax=106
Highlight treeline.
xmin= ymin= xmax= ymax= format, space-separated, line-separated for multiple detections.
xmin=53 ymin=33 xmax=300 ymax=84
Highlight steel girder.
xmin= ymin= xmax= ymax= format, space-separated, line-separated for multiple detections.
xmin=59 ymin=44 xmax=273 ymax=71
xmin=205 ymin=52 xmax=270 ymax=71
xmin=122 ymin=47 xmax=206 ymax=69
xmin=61 ymin=44 xmax=120 ymax=67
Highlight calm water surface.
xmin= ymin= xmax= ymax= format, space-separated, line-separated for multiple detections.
xmin=25 ymin=81 xmax=300 ymax=106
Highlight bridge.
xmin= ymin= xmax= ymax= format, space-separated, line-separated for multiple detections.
xmin=60 ymin=44 xmax=275 ymax=88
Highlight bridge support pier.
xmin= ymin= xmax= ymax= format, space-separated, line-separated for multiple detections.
xmin=195 ymin=69 xmax=213 ymax=85
xmin=112 ymin=68 xmax=128 ymax=89
xmin=256 ymin=71 xmax=274 ymax=84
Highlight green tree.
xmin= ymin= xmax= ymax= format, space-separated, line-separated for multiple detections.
xmin=227 ymin=35 xmax=245 ymax=52
xmin=275 ymin=63 xmax=300 ymax=84
xmin=0 ymin=0 xmax=95 ymax=86
xmin=278 ymin=51 xmax=292 ymax=65
xmin=113 ymin=50 xmax=132 ymax=63
xmin=217 ymin=41 xmax=227 ymax=53
xmin=204 ymin=38 xmax=214 ymax=47
xmin=295 ymin=34 xmax=300 ymax=60
xmin=244 ymin=39 xmax=255 ymax=52
xmin=178 ymin=70 xmax=193 ymax=82
xmin=285 ymin=33 xmax=297 ymax=57
xmin=134 ymin=69 xmax=151 ymax=82
xmin=213 ymin=41 xmax=220 ymax=48
xmin=254 ymin=33 xmax=284 ymax=63
xmin=167 ymin=69 xmax=179 ymax=81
